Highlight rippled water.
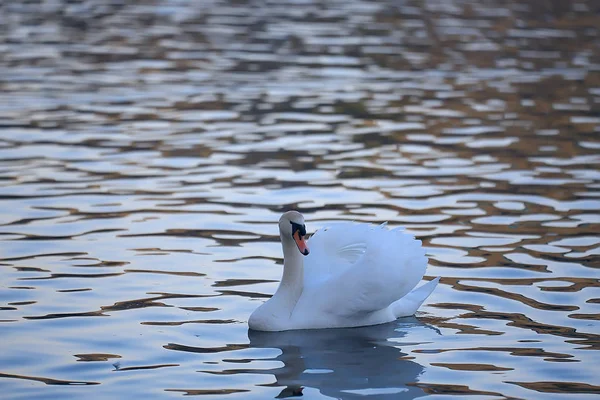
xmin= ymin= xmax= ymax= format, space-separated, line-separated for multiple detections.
xmin=1 ymin=0 xmax=599 ymax=398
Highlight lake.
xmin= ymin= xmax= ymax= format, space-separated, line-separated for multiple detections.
xmin=0 ymin=0 xmax=599 ymax=399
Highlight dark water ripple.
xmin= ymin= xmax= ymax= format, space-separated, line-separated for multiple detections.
xmin=1 ymin=0 xmax=599 ymax=398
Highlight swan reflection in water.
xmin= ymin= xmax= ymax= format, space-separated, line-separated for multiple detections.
xmin=247 ymin=318 xmax=435 ymax=399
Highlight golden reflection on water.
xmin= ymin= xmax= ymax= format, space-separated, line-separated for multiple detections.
xmin=0 ymin=0 xmax=599 ymax=398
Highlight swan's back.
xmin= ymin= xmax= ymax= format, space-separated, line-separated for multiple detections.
xmin=305 ymin=222 xmax=427 ymax=307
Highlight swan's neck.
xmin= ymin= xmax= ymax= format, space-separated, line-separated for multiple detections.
xmin=272 ymin=237 xmax=304 ymax=312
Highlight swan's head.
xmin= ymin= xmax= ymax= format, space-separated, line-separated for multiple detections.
xmin=279 ymin=211 xmax=309 ymax=256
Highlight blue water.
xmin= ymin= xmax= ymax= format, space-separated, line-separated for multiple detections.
xmin=1 ymin=0 xmax=599 ymax=398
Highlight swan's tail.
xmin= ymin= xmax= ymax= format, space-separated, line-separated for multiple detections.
xmin=392 ymin=277 xmax=440 ymax=318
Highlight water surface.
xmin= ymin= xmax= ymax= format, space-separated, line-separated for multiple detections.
xmin=1 ymin=0 xmax=599 ymax=398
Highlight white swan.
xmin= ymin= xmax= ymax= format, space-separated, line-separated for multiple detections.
xmin=248 ymin=211 xmax=440 ymax=331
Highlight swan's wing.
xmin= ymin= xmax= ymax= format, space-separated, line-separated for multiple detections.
xmin=306 ymin=223 xmax=428 ymax=317
xmin=336 ymin=242 xmax=368 ymax=263
xmin=303 ymin=223 xmax=368 ymax=287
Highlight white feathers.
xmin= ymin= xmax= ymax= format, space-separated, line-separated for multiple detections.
xmin=301 ymin=222 xmax=428 ymax=318
xmin=336 ymin=243 xmax=367 ymax=263
xmin=249 ymin=216 xmax=439 ymax=331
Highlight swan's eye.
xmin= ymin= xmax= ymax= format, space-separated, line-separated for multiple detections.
xmin=290 ymin=221 xmax=306 ymax=237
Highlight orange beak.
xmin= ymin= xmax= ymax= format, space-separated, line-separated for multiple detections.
xmin=293 ymin=230 xmax=309 ymax=256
